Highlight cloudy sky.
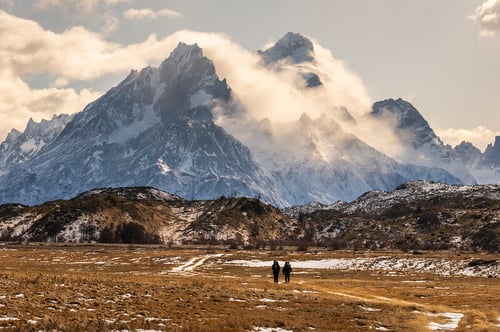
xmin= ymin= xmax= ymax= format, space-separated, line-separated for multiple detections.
xmin=1 ymin=0 xmax=499 ymax=150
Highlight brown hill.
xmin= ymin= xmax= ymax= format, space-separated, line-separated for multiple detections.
xmin=0 ymin=187 xmax=298 ymax=246
xmin=0 ymin=183 xmax=498 ymax=252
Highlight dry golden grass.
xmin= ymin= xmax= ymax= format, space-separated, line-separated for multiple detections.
xmin=0 ymin=244 xmax=498 ymax=331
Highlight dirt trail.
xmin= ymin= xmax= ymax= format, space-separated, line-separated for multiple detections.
xmin=311 ymin=285 xmax=466 ymax=331
xmin=171 ymin=253 xmax=225 ymax=272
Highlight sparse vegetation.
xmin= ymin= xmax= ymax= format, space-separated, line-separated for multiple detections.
xmin=1 ymin=186 xmax=498 ymax=254
xmin=0 ymin=244 xmax=498 ymax=331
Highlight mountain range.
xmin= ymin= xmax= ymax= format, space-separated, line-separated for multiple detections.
xmin=0 ymin=32 xmax=498 ymax=207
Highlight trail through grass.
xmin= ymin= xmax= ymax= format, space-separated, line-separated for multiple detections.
xmin=0 ymin=244 xmax=498 ymax=331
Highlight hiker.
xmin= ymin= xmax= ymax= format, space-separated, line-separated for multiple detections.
xmin=283 ymin=261 xmax=292 ymax=283
xmin=272 ymin=260 xmax=280 ymax=283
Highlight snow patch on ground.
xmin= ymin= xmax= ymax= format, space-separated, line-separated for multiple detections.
xmin=252 ymin=327 xmax=293 ymax=332
xmin=428 ymin=312 xmax=463 ymax=331
xmin=171 ymin=254 xmax=225 ymax=273
xmin=226 ymin=257 xmax=498 ymax=277
xmin=0 ymin=317 xmax=20 ymax=321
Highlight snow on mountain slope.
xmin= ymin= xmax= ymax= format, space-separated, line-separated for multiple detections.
xmin=0 ymin=33 xmax=493 ymax=207
xmin=259 ymin=32 xmax=315 ymax=65
xmin=0 ymin=42 xmax=286 ymax=206
xmin=0 ymin=187 xmax=296 ymax=245
xmin=342 ymin=180 xmax=500 ymax=215
xmin=370 ymin=98 xmax=500 ymax=184
xmin=370 ymin=98 xmax=476 ymax=184
xmin=0 ymin=114 xmax=73 ymax=175
xmin=246 ymin=110 xmax=461 ymax=204
xmin=247 ymin=34 xmax=463 ymax=204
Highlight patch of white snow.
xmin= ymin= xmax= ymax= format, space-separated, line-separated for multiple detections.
xmin=428 ymin=312 xmax=463 ymax=331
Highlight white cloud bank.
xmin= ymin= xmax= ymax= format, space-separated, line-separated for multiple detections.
xmin=34 ymin=0 xmax=131 ymax=12
xmin=469 ymin=0 xmax=500 ymax=37
xmin=35 ymin=0 xmax=100 ymax=12
xmin=0 ymin=11 xmax=175 ymax=83
xmin=436 ymin=127 xmax=500 ymax=151
xmin=0 ymin=67 xmax=100 ymax=140
xmin=123 ymin=8 xmax=183 ymax=20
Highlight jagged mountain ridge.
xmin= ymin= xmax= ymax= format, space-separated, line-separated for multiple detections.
xmin=0 ymin=42 xmax=286 ymax=206
xmin=370 ymin=98 xmax=500 ymax=184
xmin=0 ymin=114 xmax=73 ymax=176
xmin=0 ymin=32 xmax=497 ymax=207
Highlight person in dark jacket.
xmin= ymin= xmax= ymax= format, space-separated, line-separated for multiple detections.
xmin=272 ymin=260 xmax=280 ymax=283
xmin=283 ymin=261 xmax=292 ymax=283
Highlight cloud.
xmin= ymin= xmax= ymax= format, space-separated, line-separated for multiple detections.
xmin=0 ymin=10 xmax=174 ymax=140
xmin=0 ymin=11 xmax=178 ymax=83
xmin=469 ymin=0 xmax=500 ymax=37
xmin=164 ymin=31 xmax=372 ymax=121
xmin=156 ymin=31 xmax=384 ymax=164
xmin=0 ymin=17 xmax=378 ymax=163
xmin=123 ymin=8 xmax=182 ymax=20
xmin=0 ymin=10 xmax=375 ymax=161
xmin=35 ymin=0 xmax=100 ymax=12
xmin=101 ymin=11 xmax=119 ymax=36
xmin=105 ymin=0 xmax=132 ymax=4
xmin=34 ymin=0 xmax=131 ymax=12
xmin=0 ymin=67 xmax=101 ymax=141
xmin=435 ymin=127 xmax=500 ymax=151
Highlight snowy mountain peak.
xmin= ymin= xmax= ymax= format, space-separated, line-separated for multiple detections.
xmin=25 ymin=117 xmax=37 ymax=131
xmin=279 ymin=32 xmax=313 ymax=49
xmin=371 ymin=98 xmax=429 ymax=130
xmin=160 ymin=42 xmax=210 ymax=74
xmin=0 ymin=113 xmax=74 ymax=173
xmin=259 ymin=32 xmax=315 ymax=64
xmin=156 ymin=42 xmax=230 ymax=121
xmin=371 ymin=98 xmax=443 ymax=150
xmin=4 ymin=128 xmax=21 ymax=143
xmin=170 ymin=42 xmax=203 ymax=60
xmin=483 ymin=135 xmax=500 ymax=166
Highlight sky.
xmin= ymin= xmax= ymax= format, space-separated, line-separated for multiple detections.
xmin=1 ymin=0 xmax=499 ymax=150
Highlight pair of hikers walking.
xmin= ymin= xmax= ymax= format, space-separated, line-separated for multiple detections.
xmin=272 ymin=260 xmax=292 ymax=283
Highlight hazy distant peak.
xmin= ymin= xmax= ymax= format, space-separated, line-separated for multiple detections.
xmin=159 ymin=42 xmax=216 ymax=83
xmin=371 ymin=98 xmax=429 ymax=130
xmin=169 ymin=42 xmax=203 ymax=62
xmin=160 ymin=42 xmax=207 ymax=71
xmin=259 ymin=32 xmax=315 ymax=64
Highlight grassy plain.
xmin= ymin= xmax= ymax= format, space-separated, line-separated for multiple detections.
xmin=0 ymin=243 xmax=498 ymax=331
